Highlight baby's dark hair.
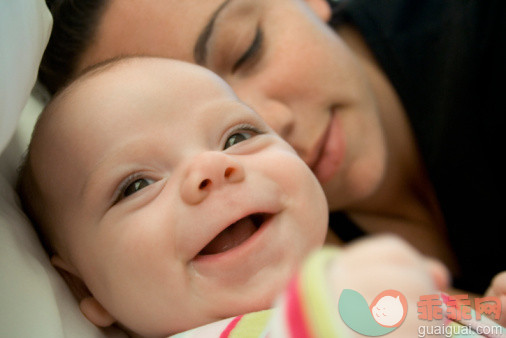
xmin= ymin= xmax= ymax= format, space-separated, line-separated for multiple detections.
xmin=39 ymin=0 xmax=110 ymax=95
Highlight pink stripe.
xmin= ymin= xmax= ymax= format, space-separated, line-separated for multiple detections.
xmin=285 ymin=276 xmax=312 ymax=338
xmin=220 ymin=315 xmax=243 ymax=338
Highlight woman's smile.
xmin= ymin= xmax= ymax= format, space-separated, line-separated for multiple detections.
xmin=309 ymin=109 xmax=345 ymax=183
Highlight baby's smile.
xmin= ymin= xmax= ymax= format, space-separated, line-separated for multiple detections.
xmin=191 ymin=207 xmax=280 ymax=270
xmin=198 ymin=213 xmax=272 ymax=255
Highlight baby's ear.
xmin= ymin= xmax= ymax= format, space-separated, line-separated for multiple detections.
xmin=50 ymin=255 xmax=115 ymax=327
xmin=79 ymin=297 xmax=116 ymax=328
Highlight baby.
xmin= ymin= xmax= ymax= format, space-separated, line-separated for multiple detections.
xmin=17 ymin=56 xmax=504 ymax=337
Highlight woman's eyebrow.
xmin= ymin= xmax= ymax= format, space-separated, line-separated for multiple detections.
xmin=194 ymin=0 xmax=233 ymax=65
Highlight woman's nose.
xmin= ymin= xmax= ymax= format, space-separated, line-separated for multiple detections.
xmin=179 ymin=152 xmax=245 ymax=205
xmin=259 ymin=100 xmax=295 ymax=139
xmin=235 ymin=87 xmax=295 ymax=139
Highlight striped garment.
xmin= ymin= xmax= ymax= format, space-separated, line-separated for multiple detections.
xmin=171 ymin=248 xmax=505 ymax=338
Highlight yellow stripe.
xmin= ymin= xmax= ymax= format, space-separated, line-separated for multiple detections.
xmin=229 ymin=310 xmax=272 ymax=338
xmin=299 ymin=247 xmax=347 ymax=337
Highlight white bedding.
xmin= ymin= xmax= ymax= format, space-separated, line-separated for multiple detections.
xmin=0 ymin=1 xmax=125 ymax=336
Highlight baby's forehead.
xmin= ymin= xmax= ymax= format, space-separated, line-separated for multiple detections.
xmin=74 ymin=56 xmax=226 ymax=93
xmin=63 ymin=57 xmax=232 ymax=111
xmin=34 ymin=57 xmax=244 ymax=155
xmin=43 ymin=57 xmax=227 ymax=123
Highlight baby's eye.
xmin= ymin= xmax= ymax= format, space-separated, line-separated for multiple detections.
xmin=224 ymin=132 xmax=252 ymax=149
xmin=122 ymin=178 xmax=155 ymax=198
xmin=223 ymin=124 xmax=265 ymax=150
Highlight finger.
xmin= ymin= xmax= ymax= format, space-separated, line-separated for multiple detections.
xmin=425 ymin=258 xmax=451 ymax=291
xmin=485 ymin=271 xmax=506 ymax=297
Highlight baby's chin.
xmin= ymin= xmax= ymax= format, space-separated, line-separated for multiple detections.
xmin=220 ymin=277 xmax=288 ymax=317
xmin=168 ymin=298 xmax=273 ymax=336
xmin=208 ymin=266 xmax=297 ymax=320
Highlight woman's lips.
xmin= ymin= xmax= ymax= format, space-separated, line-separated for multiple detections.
xmin=309 ymin=112 xmax=345 ymax=183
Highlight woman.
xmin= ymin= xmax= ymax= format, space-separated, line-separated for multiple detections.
xmin=39 ymin=0 xmax=505 ymax=294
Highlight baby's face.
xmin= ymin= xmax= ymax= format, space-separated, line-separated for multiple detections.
xmin=34 ymin=59 xmax=328 ymax=336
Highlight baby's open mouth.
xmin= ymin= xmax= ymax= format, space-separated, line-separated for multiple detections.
xmin=199 ymin=213 xmax=271 ymax=256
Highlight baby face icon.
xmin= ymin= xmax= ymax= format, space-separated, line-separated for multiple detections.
xmin=370 ymin=290 xmax=408 ymax=327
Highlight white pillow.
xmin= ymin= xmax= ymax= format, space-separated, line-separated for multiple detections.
xmin=0 ymin=1 xmax=125 ymax=337
xmin=0 ymin=1 xmax=48 ymax=154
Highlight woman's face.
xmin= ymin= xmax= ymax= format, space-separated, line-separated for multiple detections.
xmin=79 ymin=0 xmax=388 ymax=210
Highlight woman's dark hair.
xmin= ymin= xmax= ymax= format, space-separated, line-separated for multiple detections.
xmin=39 ymin=0 xmax=109 ymax=94
xmin=40 ymin=0 xmax=344 ymax=95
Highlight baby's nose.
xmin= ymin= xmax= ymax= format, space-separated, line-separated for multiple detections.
xmin=179 ymin=152 xmax=245 ymax=205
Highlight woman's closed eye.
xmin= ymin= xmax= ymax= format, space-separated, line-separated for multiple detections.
xmin=232 ymin=26 xmax=263 ymax=73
